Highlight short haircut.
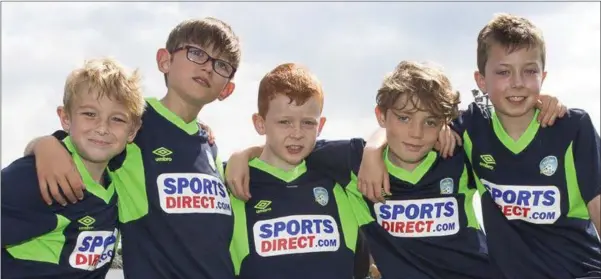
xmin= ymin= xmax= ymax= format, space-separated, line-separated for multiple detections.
xmin=63 ymin=57 xmax=145 ymax=123
xmin=257 ymin=63 xmax=324 ymax=118
xmin=166 ymin=17 xmax=241 ymax=70
xmin=477 ymin=13 xmax=546 ymax=75
xmin=376 ymin=61 xmax=460 ymax=123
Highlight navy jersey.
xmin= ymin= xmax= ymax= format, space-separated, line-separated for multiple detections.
xmin=2 ymin=137 xmax=120 ymax=279
xmin=229 ymin=158 xmax=359 ymax=279
xmin=52 ymin=98 xmax=234 ymax=279
xmin=457 ymin=103 xmax=601 ymax=279
xmin=307 ymin=139 xmax=491 ymax=279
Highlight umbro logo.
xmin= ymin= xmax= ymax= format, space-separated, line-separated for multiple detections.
xmin=153 ymin=147 xmax=173 ymax=162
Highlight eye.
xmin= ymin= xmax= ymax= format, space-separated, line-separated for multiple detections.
xmin=81 ymin=112 xmax=96 ymax=117
xmin=496 ymin=70 xmax=510 ymax=76
xmin=278 ymin=120 xmax=291 ymax=125
xmin=397 ymin=115 xmax=410 ymax=122
xmin=425 ymin=119 xmax=439 ymax=127
xmin=302 ymin=120 xmax=317 ymax=126
xmin=525 ymin=69 xmax=539 ymax=75
xmin=111 ymin=116 xmax=127 ymax=123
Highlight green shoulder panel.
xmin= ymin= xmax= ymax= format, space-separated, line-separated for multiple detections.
xmin=113 ymin=143 xmax=148 ymax=223
xmin=6 ymin=214 xmax=71 ymax=264
xmin=333 ymin=184 xmax=358 ymax=252
xmin=229 ymin=196 xmax=249 ymax=276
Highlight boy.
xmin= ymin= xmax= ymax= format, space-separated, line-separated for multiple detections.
xmin=362 ymin=14 xmax=601 ymax=278
xmin=228 ymin=63 xmax=366 ymax=279
xmin=227 ymin=61 xmax=493 ymax=279
xmin=1 ymin=57 xmax=144 ymax=278
xmin=23 ymin=17 xmax=241 ymax=279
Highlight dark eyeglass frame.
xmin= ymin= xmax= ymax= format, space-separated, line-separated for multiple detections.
xmin=171 ymin=45 xmax=237 ymax=79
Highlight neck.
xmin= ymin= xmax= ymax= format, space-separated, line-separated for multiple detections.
xmin=258 ymin=148 xmax=299 ymax=172
xmin=161 ymin=89 xmax=204 ymax=123
xmin=496 ymin=109 xmax=535 ymax=141
xmin=81 ymin=160 xmax=108 ymax=184
xmin=387 ymin=149 xmax=421 ymax=172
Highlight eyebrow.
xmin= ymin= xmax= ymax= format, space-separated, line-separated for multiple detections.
xmin=498 ymin=62 xmax=540 ymax=67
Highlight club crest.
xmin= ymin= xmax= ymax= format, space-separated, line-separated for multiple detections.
xmin=313 ymin=187 xmax=329 ymax=206
xmin=539 ymin=155 xmax=558 ymax=176
xmin=439 ymin=177 xmax=454 ymax=194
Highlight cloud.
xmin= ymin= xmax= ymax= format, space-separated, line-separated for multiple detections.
xmin=2 ymin=2 xmax=599 ymax=167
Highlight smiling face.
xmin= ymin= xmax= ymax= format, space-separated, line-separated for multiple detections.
xmin=254 ymin=94 xmax=326 ymax=169
xmin=376 ymin=94 xmax=442 ymax=168
xmin=60 ymin=89 xmax=139 ymax=165
xmin=475 ymin=43 xmax=547 ymax=118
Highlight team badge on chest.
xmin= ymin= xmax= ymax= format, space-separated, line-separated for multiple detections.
xmin=439 ymin=177 xmax=454 ymax=194
xmin=313 ymin=187 xmax=329 ymax=206
xmin=539 ymin=155 xmax=558 ymax=177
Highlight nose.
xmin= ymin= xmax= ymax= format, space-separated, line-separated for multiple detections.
xmin=408 ymin=121 xmax=424 ymax=139
xmin=289 ymin=124 xmax=303 ymax=139
xmin=511 ymin=72 xmax=524 ymax=88
xmin=95 ymin=120 xmax=109 ymax=136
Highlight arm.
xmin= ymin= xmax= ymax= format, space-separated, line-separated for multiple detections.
xmin=21 ymin=132 xmax=83 ymax=206
xmin=572 ymin=112 xmax=601 ymax=235
xmin=225 ymin=146 xmax=264 ymax=200
xmin=535 ymin=94 xmax=567 ymax=128
xmin=1 ymin=158 xmax=59 ymax=247
xmin=357 ymin=129 xmax=389 ymax=203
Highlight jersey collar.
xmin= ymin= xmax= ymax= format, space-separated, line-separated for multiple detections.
xmin=491 ymin=109 xmax=541 ymax=154
xmin=146 ymin=97 xmax=200 ymax=135
xmin=384 ymin=146 xmax=438 ymax=185
xmin=249 ymin=158 xmax=307 ymax=183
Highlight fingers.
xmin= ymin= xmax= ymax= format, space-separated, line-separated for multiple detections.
xmin=48 ymin=178 xmax=67 ymax=206
xmin=559 ymin=105 xmax=567 ymax=118
xmin=383 ymin=174 xmax=391 ymax=196
xmin=243 ymin=175 xmax=251 ymax=200
xmin=57 ymin=175 xmax=78 ymax=204
xmin=540 ymin=98 xmax=557 ymax=127
xmin=452 ymin=130 xmax=463 ymax=146
xmin=66 ymin=170 xmax=85 ymax=200
xmin=38 ymin=174 xmax=53 ymax=205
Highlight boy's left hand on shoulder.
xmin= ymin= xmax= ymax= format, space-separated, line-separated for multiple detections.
xmin=536 ymin=94 xmax=568 ymax=128
xmin=199 ymin=121 xmax=216 ymax=144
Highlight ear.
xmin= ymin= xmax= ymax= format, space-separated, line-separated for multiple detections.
xmin=316 ymin=117 xmax=327 ymax=137
xmin=57 ymin=106 xmax=71 ymax=132
xmin=474 ymin=70 xmax=487 ymax=93
xmin=217 ymin=82 xmax=236 ymax=101
xmin=252 ymin=113 xmax=266 ymax=135
xmin=541 ymin=71 xmax=547 ymax=85
xmin=127 ymin=120 xmax=142 ymax=143
xmin=156 ymin=48 xmax=171 ymax=74
xmin=374 ymin=106 xmax=386 ymax=128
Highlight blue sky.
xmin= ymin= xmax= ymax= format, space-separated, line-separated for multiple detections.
xmin=2 ymin=2 xmax=599 ymax=167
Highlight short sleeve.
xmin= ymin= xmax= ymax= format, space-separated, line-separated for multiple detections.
xmin=572 ymin=111 xmax=601 ymax=203
xmin=452 ymin=102 xmax=485 ymax=135
xmin=306 ymin=138 xmax=366 ymax=186
xmin=1 ymin=157 xmax=58 ymax=246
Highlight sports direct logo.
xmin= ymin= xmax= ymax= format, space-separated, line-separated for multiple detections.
xmin=375 ymin=197 xmax=460 ymax=237
xmin=158 ymin=173 xmax=231 ymax=215
xmin=68 ymin=229 xmax=118 ymax=270
xmin=482 ymin=179 xmax=561 ymax=224
xmin=253 ymin=215 xmax=340 ymax=257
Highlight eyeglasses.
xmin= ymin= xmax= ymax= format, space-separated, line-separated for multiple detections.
xmin=171 ymin=45 xmax=237 ymax=79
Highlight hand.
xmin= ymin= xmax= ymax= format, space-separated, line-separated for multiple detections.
xmin=357 ymin=147 xmax=389 ymax=203
xmin=34 ymin=137 xmax=84 ymax=206
xmin=434 ymin=124 xmax=462 ymax=159
xmin=225 ymin=151 xmax=252 ymax=201
xmin=536 ymin=95 xmax=567 ymax=128
xmin=199 ymin=121 xmax=215 ymax=144
xmin=369 ymin=264 xmax=382 ymax=279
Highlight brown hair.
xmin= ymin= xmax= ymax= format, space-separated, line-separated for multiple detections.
xmin=63 ymin=57 xmax=145 ymax=123
xmin=376 ymin=61 xmax=460 ymax=123
xmin=166 ymin=17 xmax=241 ymax=69
xmin=477 ymin=13 xmax=546 ymax=75
xmin=257 ymin=63 xmax=324 ymax=117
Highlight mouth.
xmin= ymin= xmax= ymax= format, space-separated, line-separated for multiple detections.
xmin=286 ymin=145 xmax=304 ymax=155
xmin=402 ymin=142 xmax=423 ymax=152
xmin=506 ymin=96 xmax=527 ymax=103
xmin=192 ymin=77 xmax=211 ymax=88
xmin=88 ymin=139 xmax=112 ymax=146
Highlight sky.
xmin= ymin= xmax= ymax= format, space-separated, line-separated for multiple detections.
xmin=2 ymin=2 xmax=600 ymax=167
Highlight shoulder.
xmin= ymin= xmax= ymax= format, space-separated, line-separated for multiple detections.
xmin=549 ymin=108 xmax=596 ymax=136
xmin=2 ymin=156 xmax=38 ymax=184
xmin=1 ymin=156 xmax=45 ymax=205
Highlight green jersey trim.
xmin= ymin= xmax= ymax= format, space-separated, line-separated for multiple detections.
xmin=248 ymin=158 xmax=307 ymax=183
xmin=385 ymin=147 xmax=437 ymax=184
xmin=114 ymin=143 xmax=148 ymax=223
xmin=491 ymin=110 xmax=540 ymax=155
xmin=462 ymin=132 xmax=487 ymax=197
xmin=146 ymin=97 xmax=199 ymax=135
xmin=346 ymin=173 xmax=376 ymax=226
xmin=333 ymin=184 xmax=359 ymax=252
xmin=6 ymin=214 xmax=71 ymax=264
xmin=63 ymin=137 xmax=115 ymax=203
xmin=564 ymin=142 xmax=590 ymax=219
xmin=229 ymin=196 xmax=248 ymax=276
xmin=458 ymin=165 xmax=479 ymax=229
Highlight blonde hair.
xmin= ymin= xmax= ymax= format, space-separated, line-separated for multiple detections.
xmin=477 ymin=13 xmax=546 ymax=75
xmin=376 ymin=61 xmax=460 ymax=123
xmin=63 ymin=57 xmax=145 ymax=123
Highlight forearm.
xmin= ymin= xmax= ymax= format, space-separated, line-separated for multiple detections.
xmin=23 ymin=135 xmax=61 ymax=156
xmin=243 ymin=145 xmax=264 ymax=160
xmin=365 ymin=128 xmax=387 ymax=150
